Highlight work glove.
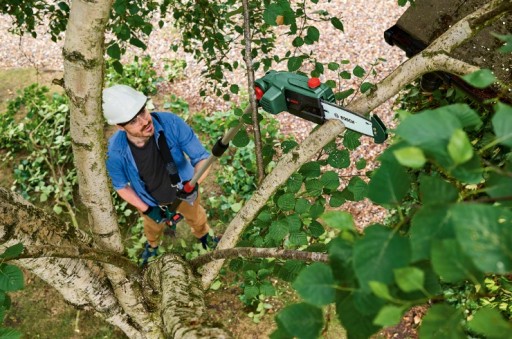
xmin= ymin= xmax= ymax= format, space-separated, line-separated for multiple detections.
xmin=163 ymin=209 xmax=184 ymax=238
xmin=143 ymin=205 xmax=165 ymax=223
xmin=177 ymin=181 xmax=198 ymax=205
xmin=140 ymin=242 xmax=159 ymax=266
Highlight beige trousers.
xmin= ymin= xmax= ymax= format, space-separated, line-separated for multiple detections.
xmin=142 ymin=193 xmax=210 ymax=247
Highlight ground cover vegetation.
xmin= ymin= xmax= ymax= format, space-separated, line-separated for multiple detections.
xmin=0 ymin=0 xmax=511 ymax=338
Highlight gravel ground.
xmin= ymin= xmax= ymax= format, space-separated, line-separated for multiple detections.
xmin=0 ymin=1 xmax=409 ymax=227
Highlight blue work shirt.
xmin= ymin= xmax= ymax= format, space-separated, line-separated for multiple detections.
xmin=106 ymin=112 xmax=210 ymax=207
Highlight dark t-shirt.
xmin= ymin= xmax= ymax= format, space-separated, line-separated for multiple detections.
xmin=128 ymin=137 xmax=177 ymax=204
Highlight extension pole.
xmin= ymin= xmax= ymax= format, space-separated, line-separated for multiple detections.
xmin=182 ymin=106 xmax=251 ymax=193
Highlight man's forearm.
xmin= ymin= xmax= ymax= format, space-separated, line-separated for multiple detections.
xmin=117 ymin=186 xmax=149 ymax=211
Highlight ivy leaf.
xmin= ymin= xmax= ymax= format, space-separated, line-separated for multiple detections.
xmin=276 ymin=303 xmax=324 ymax=339
xmin=447 ymin=129 xmax=473 ymax=165
xmin=462 ymin=69 xmax=496 ymax=89
xmin=468 ymin=307 xmax=512 ymax=338
xmin=353 ymin=225 xmax=411 ymax=290
xmin=393 ymin=146 xmax=426 ymax=169
xmin=492 ymin=103 xmax=512 ymax=148
xmin=320 ymin=210 xmax=355 ymax=231
xmin=293 ymin=263 xmax=335 ymax=306
xmin=419 ymin=304 xmax=466 ymax=339
xmin=368 ymin=159 xmax=411 ymax=206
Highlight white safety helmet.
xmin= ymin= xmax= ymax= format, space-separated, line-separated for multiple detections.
xmin=102 ymin=84 xmax=147 ymax=125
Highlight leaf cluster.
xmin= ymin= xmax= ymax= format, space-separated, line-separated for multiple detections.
xmin=272 ymin=75 xmax=512 ymax=338
xmin=0 ymin=243 xmax=24 ymax=339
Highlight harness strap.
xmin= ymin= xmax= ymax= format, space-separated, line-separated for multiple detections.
xmin=152 ymin=113 xmax=181 ymax=186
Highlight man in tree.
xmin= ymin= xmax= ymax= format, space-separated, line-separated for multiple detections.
xmin=103 ymin=84 xmax=218 ymax=265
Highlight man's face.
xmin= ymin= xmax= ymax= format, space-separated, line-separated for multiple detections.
xmin=118 ymin=106 xmax=154 ymax=138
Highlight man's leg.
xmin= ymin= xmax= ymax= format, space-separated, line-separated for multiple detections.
xmin=176 ymin=192 xmax=210 ymax=239
xmin=141 ymin=211 xmax=165 ymax=247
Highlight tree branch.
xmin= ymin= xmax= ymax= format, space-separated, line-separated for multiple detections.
xmin=12 ymin=245 xmax=139 ymax=275
xmin=190 ymin=247 xmax=329 ymax=269
xmin=242 ymin=0 xmax=265 ymax=184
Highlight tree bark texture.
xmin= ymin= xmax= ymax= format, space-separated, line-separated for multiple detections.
xmin=200 ymin=0 xmax=512 ymax=289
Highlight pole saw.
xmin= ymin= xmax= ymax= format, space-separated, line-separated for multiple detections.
xmin=178 ymin=70 xmax=387 ymax=201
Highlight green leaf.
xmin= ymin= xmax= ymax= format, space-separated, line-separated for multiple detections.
xmin=353 ymin=65 xmax=365 ymax=78
xmin=452 ymin=204 xmax=512 ymax=274
xmin=368 ymin=159 xmax=411 ymax=206
xmin=444 ymin=104 xmax=482 ymax=130
xmin=289 ymin=232 xmax=308 ymax=246
xmin=232 ymin=129 xmax=250 ymax=147
xmin=0 ymin=264 xmax=24 ymax=291
xmin=305 ymin=179 xmax=323 ymax=197
xmin=492 ymin=103 xmax=512 ymax=147
xmin=330 ymin=17 xmax=344 ymax=31
xmin=373 ymin=305 xmax=408 ymax=327
xmin=419 ymin=304 xmax=466 ymax=339
xmin=286 ymin=215 xmax=302 ymax=232
xmin=347 ymin=176 xmax=368 ymax=201
xmin=0 ymin=243 xmax=24 ymax=260
xmin=327 ymin=149 xmax=350 ymax=168
xmin=293 ymin=263 xmax=335 ymax=306
xmin=287 ymin=56 xmax=303 ymax=72
xmin=286 ymin=173 xmax=304 ymax=193
xmin=129 ymin=37 xmax=146 ymax=50
xmin=244 ymin=285 xmax=259 ymax=300
xmin=276 ymin=303 xmax=324 ymax=339
xmin=320 ymin=171 xmax=340 ymax=190
xmin=320 ymin=211 xmax=355 ymax=231
xmin=230 ymin=84 xmax=239 ymax=94
xmin=486 ymin=171 xmax=512 ymax=205
xmin=447 ymin=129 xmax=473 ymax=165
xmin=329 ymin=191 xmax=347 ymax=207
xmin=355 ymin=158 xmax=366 ymax=170
xmin=106 ymin=43 xmax=121 ymax=59
xmin=354 ymin=225 xmax=411 ymax=290
xmin=492 ymin=33 xmax=512 ymax=53
xmin=306 ymin=26 xmax=320 ymax=42
xmin=269 ymin=221 xmax=289 ymax=242
xmin=409 ymin=206 xmax=455 ymax=261
xmin=419 ymin=175 xmax=458 ymax=206
xmin=468 ymin=307 xmax=512 ymax=339
xmin=339 ymin=71 xmax=351 ymax=80
xmin=299 ymin=162 xmax=321 ymax=178
xmin=393 ymin=146 xmax=426 ymax=169
xmin=327 ymin=62 xmax=339 ymax=71
xmin=277 ymin=193 xmax=296 ymax=211
xmin=394 ymin=267 xmax=425 ymax=293
xmin=462 ymin=69 xmax=496 ymax=89
xmin=335 ymin=88 xmax=354 ymax=100
xmin=343 ymin=130 xmax=361 ymax=150
xmin=368 ymin=281 xmax=394 ymax=301
xmin=0 ymin=328 xmax=21 ymax=339
xmin=360 ymin=82 xmax=373 ymax=93
xmin=336 ymin=293 xmax=381 ymax=338
xmin=294 ymin=198 xmax=310 ymax=214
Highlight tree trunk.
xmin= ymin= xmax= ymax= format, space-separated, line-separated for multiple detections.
xmin=0 ymin=187 xmax=231 ymax=338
